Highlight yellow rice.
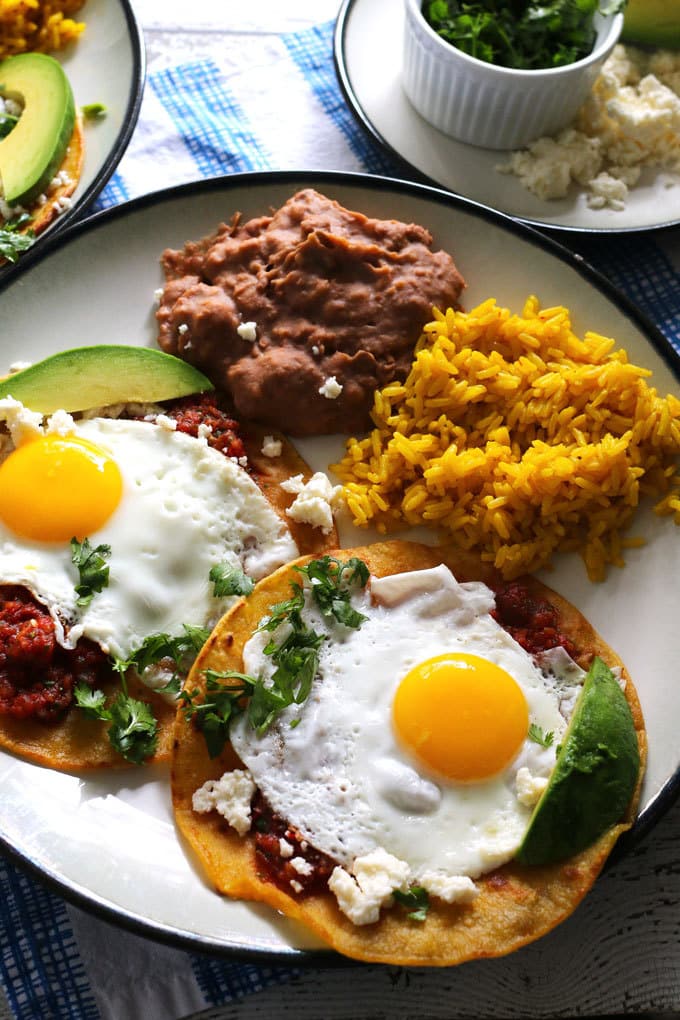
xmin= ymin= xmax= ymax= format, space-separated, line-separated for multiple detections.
xmin=333 ymin=296 xmax=680 ymax=581
xmin=0 ymin=0 xmax=84 ymax=58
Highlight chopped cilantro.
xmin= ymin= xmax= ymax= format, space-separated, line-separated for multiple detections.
xmin=209 ymin=562 xmax=254 ymax=598
xmin=0 ymin=214 xmax=34 ymax=263
xmin=70 ymin=537 xmax=111 ymax=607
xmin=74 ymin=679 xmax=158 ymax=764
xmin=393 ymin=885 xmax=430 ymax=922
xmin=113 ymin=623 xmax=211 ymax=694
xmin=81 ymin=102 xmax=107 ymax=120
xmin=423 ymin=0 xmax=625 ymax=70
xmin=528 ymin=723 xmax=555 ymax=748
xmin=184 ymin=556 xmax=371 ymax=756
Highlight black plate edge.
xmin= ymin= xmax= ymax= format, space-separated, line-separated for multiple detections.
xmin=0 ymin=167 xmax=677 ymax=961
xmin=0 ymin=0 xmax=146 ymax=286
xmin=333 ymin=0 xmax=680 ymax=237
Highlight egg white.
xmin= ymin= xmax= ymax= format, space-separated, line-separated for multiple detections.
xmin=0 ymin=414 xmax=299 ymax=661
xmin=231 ymin=565 xmax=585 ymax=882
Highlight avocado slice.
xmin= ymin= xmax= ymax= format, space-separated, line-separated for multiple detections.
xmin=0 ymin=346 xmax=215 ymax=413
xmin=622 ymin=0 xmax=680 ymax=48
xmin=0 ymin=53 xmax=75 ymax=207
xmin=516 ymin=657 xmax=640 ymax=867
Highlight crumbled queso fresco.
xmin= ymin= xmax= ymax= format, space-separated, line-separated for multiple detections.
xmin=497 ymin=45 xmax=680 ymax=210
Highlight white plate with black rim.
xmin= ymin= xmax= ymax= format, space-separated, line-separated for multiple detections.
xmin=0 ymin=170 xmax=677 ymax=960
xmin=333 ymin=0 xmax=680 ymax=234
xmin=0 ymin=0 xmax=144 ymax=281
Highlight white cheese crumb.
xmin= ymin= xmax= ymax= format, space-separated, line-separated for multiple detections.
xmin=54 ymin=195 xmax=73 ymax=214
xmin=279 ymin=838 xmax=294 ymax=859
xmin=45 ymin=409 xmax=76 ymax=436
xmin=311 ymin=345 xmax=320 ymax=356
xmin=290 ymin=856 xmax=314 ymax=876
xmin=419 ymin=871 xmax=479 ymax=905
xmin=154 ymin=287 xmax=164 ymax=302
xmin=516 ymin=766 xmax=550 ymax=807
xmin=261 ymin=435 xmax=283 ymax=458
xmin=197 ymin=423 xmax=213 ymax=441
xmin=497 ymin=44 xmax=680 ymax=210
xmin=154 ymin=413 xmax=178 ymax=432
xmin=177 ymin=323 xmax=189 ymax=336
xmin=192 ymin=769 xmax=256 ymax=836
xmin=280 ymin=471 xmax=342 ymax=534
xmin=0 ymin=397 xmax=44 ymax=445
xmin=237 ymin=321 xmax=257 ymax=342
xmin=328 ymin=848 xmax=410 ymax=926
xmin=290 ymin=879 xmax=303 ymax=894
xmin=50 ymin=170 xmax=72 ymax=188
xmin=318 ymin=375 xmax=343 ymax=400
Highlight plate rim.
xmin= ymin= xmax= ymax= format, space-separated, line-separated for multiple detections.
xmin=0 ymin=0 xmax=146 ymax=285
xmin=0 ymin=167 xmax=677 ymax=961
xmin=333 ymin=0 xmax=680 ymax=236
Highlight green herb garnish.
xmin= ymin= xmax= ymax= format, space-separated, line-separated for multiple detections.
xmin=528 ymin=722 xmax=555 ymax=748
xmin=74 ymin=677 xmax=158 ymax=765
xmin=393 ymin=885 xmax=430 ymax=922
xmin=81 ymin=102 xmax=107 ymax=120
xmin=0 ymin=214 xmax=35 ymax=263
xmin=184 ymin=555 xmax=370 ymax=756
xmin=423 ymin=0 xmax=625 ymax=70
xmin=70 ymin=537 xmax=112 ymax=607
xmin=113 ymin=623 xmax=211 ymax=695
xmin=209 ymin=562 xmax=254 ymax=598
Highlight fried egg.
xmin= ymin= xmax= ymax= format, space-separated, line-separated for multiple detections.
xmin=0 ymin=402 xmax=299 ymax=661
xmin=231 ymin=565 xmax=585 ymax=883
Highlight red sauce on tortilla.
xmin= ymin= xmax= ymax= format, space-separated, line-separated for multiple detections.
xmin=492 ymin=581 xmax=576 ymax=658
xmin=160 ymin=393 xmax=247 ymax=462
xmin=0 ymin=586 xmax=113 ymax=722
xmin=251 ymin=790 xmax=335 ymax=896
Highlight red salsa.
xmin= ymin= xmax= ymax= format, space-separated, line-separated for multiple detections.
xmin=160 ymin=393 xmax=247 ymax=462
xmin=0 ymin=586 xmax=113 ymax=722
xmin=492 ymin=580 xmax=577 ymax=659
xmin=251 ymin=790 xmax=335 ymax=896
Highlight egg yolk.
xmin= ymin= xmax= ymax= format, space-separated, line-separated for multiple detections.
xmin=392 ymin=652 xmax=529 ymax=782
xmin=0 ymin=434 xmax=123 ymax=542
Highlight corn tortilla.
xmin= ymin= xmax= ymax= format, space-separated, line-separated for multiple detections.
xmin=171 ymin=539 xmax=646 ymax=966
xmin=0 ymin=427 xmax=335 ymax=771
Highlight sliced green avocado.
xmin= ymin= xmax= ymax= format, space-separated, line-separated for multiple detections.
xmin=622 ymin=0 xmax=680 ymax=48
xmin=0 ymin=346 xmax=214 ymax=413
xmin=516 ymin=656 xmax=640 ymax=867
xmin=0 ymin=53 xmax=75 ymax=207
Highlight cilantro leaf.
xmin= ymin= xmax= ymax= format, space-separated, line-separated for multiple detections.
xmin=107 ymin=693 xmax=158 ymax=764
xmin=181 ymin=670 xmax=256 ymax=757
xmin=295 ymin=555 xmax=369 ymax=629
xmin=81 ymin=102 xmax=107 ymax=120
xmin=0 ymin=214 xmax=35 ymax=263
xmin=70 ymin=537 xmax=112 ymax=607
xmin=393 ymin=885 xmax=430 ymax=922
xmin=73 ymin=681 xmax=158 ymax=764
xmin=73 ymin=682 xmax=108 ymax=719
xmin=113 ymin=624 xmax=211 ymax=689
xmin=209 ymin=562 xmax=254 ymax=598
xmin=528 ymin=723 xmax=555 ymax=748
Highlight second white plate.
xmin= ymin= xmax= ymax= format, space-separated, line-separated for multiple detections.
xmin=334 ymin=0 xmax=680 ymax=233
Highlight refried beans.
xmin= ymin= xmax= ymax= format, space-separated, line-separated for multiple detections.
xmin=156 ymin=189 xmax=465 ymax=435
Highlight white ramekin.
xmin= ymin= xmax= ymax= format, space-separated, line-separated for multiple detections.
xmin=402 ymin=0 xmax=623 ymax=150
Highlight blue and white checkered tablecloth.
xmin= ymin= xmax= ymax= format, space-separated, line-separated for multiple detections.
xmin=1 ymin=10 xmax=679 ymax=1020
